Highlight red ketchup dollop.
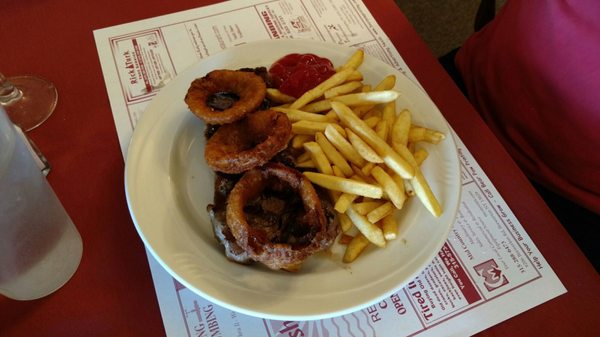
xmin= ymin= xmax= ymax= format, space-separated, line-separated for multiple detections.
xmin=268 ymin=53 xmax=336 ymax=98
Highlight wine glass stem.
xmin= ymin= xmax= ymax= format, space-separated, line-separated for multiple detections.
xmin=0 ymin=73 xmax=23 ymax=105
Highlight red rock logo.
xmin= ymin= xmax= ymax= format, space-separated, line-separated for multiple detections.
xmin=474 ymin=259 xmax=509 ymax=291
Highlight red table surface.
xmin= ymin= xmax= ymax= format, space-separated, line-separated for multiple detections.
xmin=0 ymin=0 xmax=598 ymax=336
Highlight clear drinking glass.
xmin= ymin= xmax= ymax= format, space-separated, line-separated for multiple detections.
xmin=0 ymin=72 xmax=58 ymax=132
xmin=0 ymin=106 xmax=82 ymax=300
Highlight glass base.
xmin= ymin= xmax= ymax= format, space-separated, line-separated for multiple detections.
xmin=2 ymin=76 xmax=58 ymax=132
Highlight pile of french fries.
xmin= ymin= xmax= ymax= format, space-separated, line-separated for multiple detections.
xmin=267 ymin=50 xmax=446 ymax=263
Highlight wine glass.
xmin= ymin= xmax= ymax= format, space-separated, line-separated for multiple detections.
xmin=0 ymin=72 xmax=58 ymax=132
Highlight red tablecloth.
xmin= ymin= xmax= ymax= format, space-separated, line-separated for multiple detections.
xmin=1 ymin=1 xmax=598 ymax=336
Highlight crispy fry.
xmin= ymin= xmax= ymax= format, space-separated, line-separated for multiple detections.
xmin=346 ymin=128 xmax=384 ymax=163
xmin=332 ymin=165 xmax=345 ymax=178
xmin=315 ymin=132 xmax=353 ymax=177
xmin=324 ymin=109 xmax=338 ymax=121
xmin=296 ymin=159 xmax=315 ymax=169
xmin=382 ymin=214 xmax=399 ymax=240
xmin=273 ymin=107 xmax=333 ymax=122
xmin=390 ymin=171 xmax=407 ymax=199
xmin=362 ymin=108 xmax=382 ymax=120
xmin=324 ymin=81 xmax=363 ymax=99
xmin=334 ymin=174 xmax=365 ymax=213
xmin=353 ymin=200 xmax=384 ymax=215
xmin=335 ymin=192 xmax=359 ymax=213
xmin=291 ymin=134 xmax=312 ymax=149
xmin=339 ymin=49 xmax=365 ymax=71
xmin=408 ymin=126 xmax=446 ymax=144
xmin=295 ymin=151 xmax=311 ymax=163
xmin=301 ymin=91 xmax=399 ymax=113
xmin=290 ymin=68 xmax=354 ymax=109
xmin=361 ymin=162 xmax=376 ymax=176
xmin=343 ymin=233 xmax=370 ymax=263
xmin=338 ymin=212 xmax=353 ymax=232
xmin=403 ymin=179 xmax=415 ymax=197
xmin=292 ymin=120 xmax=345 ymax=136
xmin=371 ymin=166 xmax=406 ymax=209
xmin=346 ymin=70 xmax=364 ymax=82
xmin=346 ymin=205 xmax=386 ymax=247
xmin=331 ymin=101 xmax=414 ymax=179
xmin=339 ymin=233 xmax=354 ymax=245
xmin=351 ymin=164 xmax=376 ymax=183
xmin=375 ymin=120 xmax=389 ymax=142
xmin=363 ymin=116 xmax=381 ymax=129
xmin=291 ymin=120 xmax=326 ymax=135
xmin=303 ymin=171 xmax=383 ymax=199
xmin=302 ymin=99 xmax=335 ymax=113
xmin=328 ymin=165 xmax=344 ymax=200
xmin=266 ymin=88 xmax=296 ymax=103
xmin=332 ymin=91 xmax=399 ymax=106
xmin=367 ymin=201 xmax=394 ymax=224
xmin=352 ymin=85 xmax=374 ymax=117
xmin=393 ymin=144 xmax=442 ymax=217
xmin=324 ymin=124 xmax=365 ymax=166
xmin=382 ymin=101 xmax=396 ymax=124
xmin=391 ymin=109 xmax=411 ymax=148
xmin=374 ymin=74 xmax=396 ymax=91
xmin=303 ymin=141 xmax=333 ymax=175
xmin=412 ymin=170 xmax=442 ymax=217
xmin=413 ymin=148 xmax=429 ymax=166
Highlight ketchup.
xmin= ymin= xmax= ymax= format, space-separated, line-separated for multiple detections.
xmin=268 ymin=53 xmax=336 ymax=98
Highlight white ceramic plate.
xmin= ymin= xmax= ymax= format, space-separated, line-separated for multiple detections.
xmin=125 ymin=39 xmax=461 ymax=320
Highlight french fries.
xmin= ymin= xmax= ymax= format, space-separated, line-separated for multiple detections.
xmin=291 ymin=134 xmax=312 ymax=149
xmin=353 ymin=200 xmax=384 ymax=215
xmin=291 ymin=120 xmax=346 ymax=136
xmin=272 ymin=49 xmax=446 ymax=263
xmin=392 ymin=143 xmax=443 ymax=217
xmin=346 ymin=129 xmax=383 ymax=163
xmin=266 ymin=88 xmax=296 ymax=104
xmin=303 ymin=141 xmax=333 ymax=175
xmin=366 ymin=201 xmax=394 ymax=223
xmin=273 ymin=107 xmax=333 ymax=122
xmin=300 ymin=91 xmax=399 ymax=113
xmin=382 ymin=214 xmax=399 ymax=240
xmin=334 ymin=190 xmax=359 ymax=213
xmin=331 ymin=101 xmax=414 ymax=179
xmin=303 ymin=171 xmax=383 ymax=199
xmin=290 ymin=68 xmax=354 ymax=109
xmin=392 ymin=109 xmax=411 ymax=148
xmin=338 ymin=49 xmax=364 ymax=71
xmin=324 ymin=81 xmax=363 ymax=99
xmin=408 ymin=126 xmax=446 ymax=144
xmin=413 ymin=148 xmax=429 ymax=166
xmin=338 ymin=212 xmax=353 ymax=232
xmin=346 ymin=206 xmax=386 ymax=248
xmin=324 ymin=124 xmax=365 ymax=167
xmin=343 ymin=233 xmax=370 ymax=263
xmin=370 ymin=166 xmax=406 ymax=209
xmin=315 ymin=132 xmax=353 ymax=177
xmin=374 ymin=74 xmax=396 ymax=91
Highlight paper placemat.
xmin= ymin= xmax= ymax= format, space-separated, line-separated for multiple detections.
xmin=94 ymin=1 xmax=565 ymax=335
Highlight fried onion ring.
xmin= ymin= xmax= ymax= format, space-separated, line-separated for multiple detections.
xmin=185 ymin=69 xmax=267 ymax=125
xmin=226 ymin=163 xmax=338 ymax=271
xmin=204 ymin=109 xmax=292 ymax=174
